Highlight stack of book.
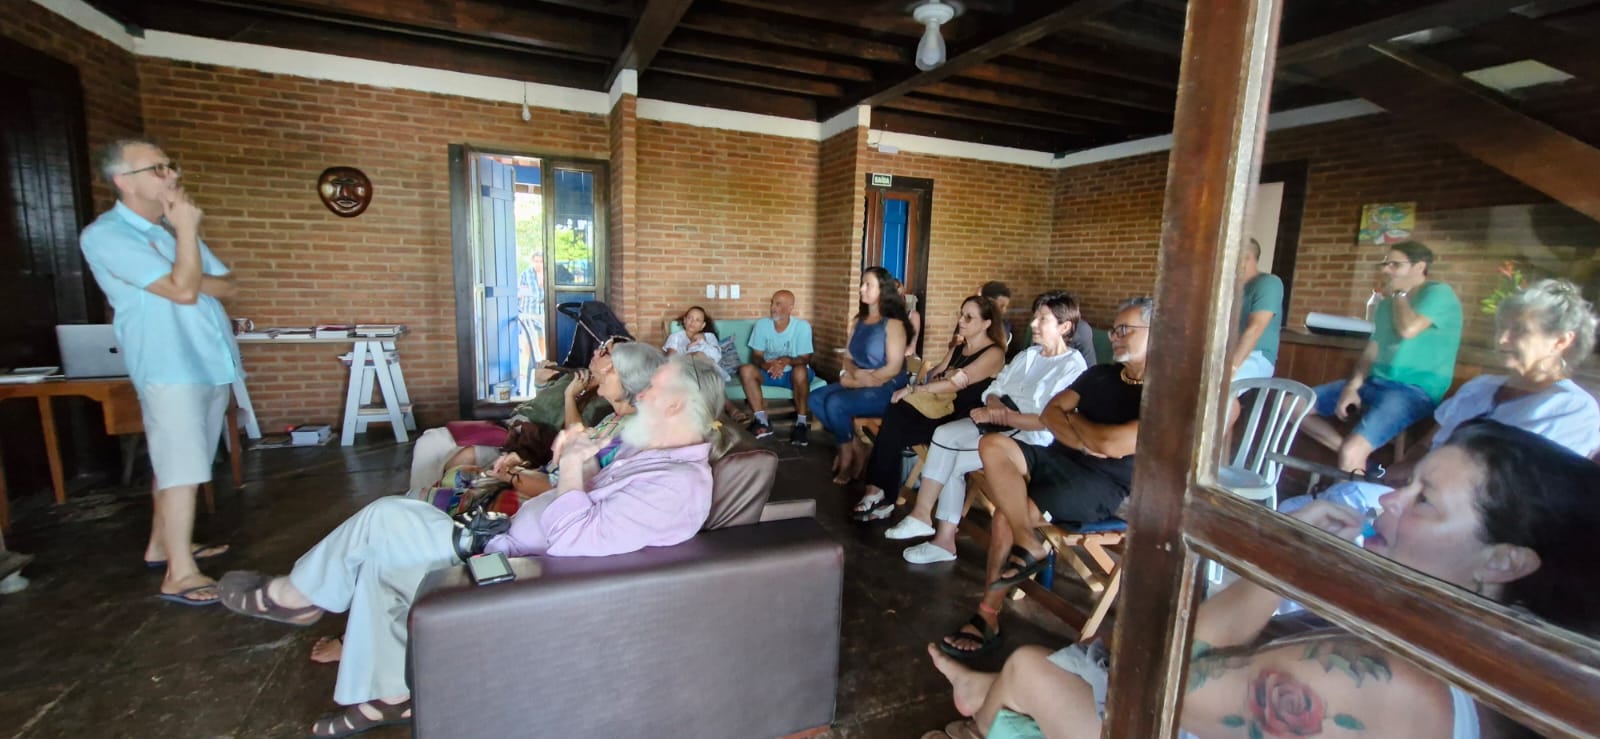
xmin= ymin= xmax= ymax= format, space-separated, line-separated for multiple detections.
xmin=314 ymin=324 xmax=354 ymax=339
xmin=354 ymin=324 xmax=406 ymax=337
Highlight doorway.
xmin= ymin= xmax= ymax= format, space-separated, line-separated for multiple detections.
xmin=862 ymin=174 xmax=933 ymax=354
xmin=449 ymin=146 xmax=607 ymax=417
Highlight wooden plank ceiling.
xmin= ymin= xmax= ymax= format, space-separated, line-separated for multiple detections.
xmin=83 ymin=0 xmax=1600 ymax=154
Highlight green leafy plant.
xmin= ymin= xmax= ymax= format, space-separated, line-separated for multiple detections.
xmin=1480 ymin=260 xmax=1525 ymax=316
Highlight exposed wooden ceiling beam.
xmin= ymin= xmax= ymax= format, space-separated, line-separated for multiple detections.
xmin=957 ymin=62 xmax=1174 ymax=112
xmin=882 ymin=96 xmax=1107 ymax=136
xmin=871 ymin=109 xmax=1083 ymax=153
xmin=1073 ymin=17 xmax=1184 ymax=57
xmin=532 ymin=0 xmax=640 ymax=17
xmin=187 ymin=0 xmax=623 ymax=60
xmin=1007 ymin=43 xmax=1178 ymax=89
xmin=1278 ymin=0 xmax=1540 ymax=67
xmin=638 ymin=75 xmax=818 ymax=120
xmin=823 ymin=0 xmax=1128 ymax=119
xmin=136 ymin=1 xmax=608 ymax=89
xmin=1328 ymin=44 xmax=1600 ymax=221
xmin=606 ymin=0 xmax=695 ymax=89
xmin=663 ymin=31 xmax=875 ymax=82
xmin=677 ymin=8 xmax=909 ymax=64
xmin=1467 ymin=13 xmax=1600 ymax=82
xmin=917 ymin=81 xmax=1167 ymax=129
xmin=650 ymin=56 xmax=845 ymax=98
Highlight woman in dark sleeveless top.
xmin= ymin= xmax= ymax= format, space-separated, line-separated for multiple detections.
xmin=854 ymin=296 xmax=1009 ymax=520
xmin=811 ymin=267 xmax=914 ymax=484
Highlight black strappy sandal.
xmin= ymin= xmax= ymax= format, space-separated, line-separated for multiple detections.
xmin=988 ymin=537 xmax=1055 ymax=591
xmin=938 ymin=614 xmax=1002 ymax=659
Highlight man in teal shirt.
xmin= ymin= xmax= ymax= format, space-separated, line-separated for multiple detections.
xmin=1228 ymin=238 xmax=1283 ymax=422
xmin=1302 ymin=242 xmax=1462 ymax=472
xmin=80 ymin=139 xmax=241 ymax=605
xmin=738 ymin=290 xmax=815 ymax=445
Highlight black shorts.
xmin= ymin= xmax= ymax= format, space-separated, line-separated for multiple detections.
xmin=1015 ymin=441 xmax=1131 ymax=526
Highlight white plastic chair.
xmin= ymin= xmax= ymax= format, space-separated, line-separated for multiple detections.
xmin=1207 ymin=377 xmax=1315 ymax=593
xmin=1219 ymin=377 xmax=1316 ymax=508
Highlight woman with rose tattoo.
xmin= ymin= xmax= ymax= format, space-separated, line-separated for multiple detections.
xmin=923 ymin=419 xmax=1600 ymax=739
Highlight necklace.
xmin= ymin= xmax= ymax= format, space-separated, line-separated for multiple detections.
xmin=1120 ymin=367 xmax=1144 ymax=385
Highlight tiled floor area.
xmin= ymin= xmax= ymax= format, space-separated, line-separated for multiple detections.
xmin=0 ymin=426 xmax=1085 ymax=738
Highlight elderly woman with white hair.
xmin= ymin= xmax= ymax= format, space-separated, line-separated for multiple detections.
xmin=1289 ymin=277 xmax=1600 ymax=517
xmin=216 ymin=354 xmax=736 ymax=738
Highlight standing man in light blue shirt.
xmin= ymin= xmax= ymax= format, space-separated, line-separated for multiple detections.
xmin=738 ymin=290 xmax=815 ymax=445
xmin=80 ymin=138 xmax=241 ymax=606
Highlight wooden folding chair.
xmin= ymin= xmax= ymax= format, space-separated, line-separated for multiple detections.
xmin=963 ymin=470 xmax=1126 ymax=642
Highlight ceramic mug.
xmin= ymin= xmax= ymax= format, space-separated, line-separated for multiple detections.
xmin=231 ymin=317 xmax=254 ymax=335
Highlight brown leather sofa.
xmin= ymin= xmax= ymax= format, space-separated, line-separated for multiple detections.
xmin=408 ymin=446 xmax=843 ymax=739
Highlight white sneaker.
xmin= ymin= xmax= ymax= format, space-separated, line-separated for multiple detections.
xmin=903 ymin=541 xmax=957 ymax=564
xmin=884 ymin=516 xmax=936 ymax=540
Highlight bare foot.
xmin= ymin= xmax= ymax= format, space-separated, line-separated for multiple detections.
xmin=310 ymin=636 xmax=343 ymax=664
xmin=928 ymin=643 xmax=996 ymax=717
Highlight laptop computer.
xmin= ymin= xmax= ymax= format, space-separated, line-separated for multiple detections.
xmin=56 ymin=324 xmax=129 ymax=378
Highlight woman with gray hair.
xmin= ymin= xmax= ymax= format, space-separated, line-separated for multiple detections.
xmin=215 ymin=352 xmax=729 ymax=738
xmin=1288 ymin=277 xmax=1599 ymax=516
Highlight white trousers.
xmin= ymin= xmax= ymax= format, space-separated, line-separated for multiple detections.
xmin=920 ymin=419 xmax=992 ymax=525
xmin=407 ymin=427 xmax=497 ymax=496
xmin=289 ymin=496 xmax=460 ymax=705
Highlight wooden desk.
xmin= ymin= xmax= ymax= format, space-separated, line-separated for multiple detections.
xmin=0 ymin=378 xmax=242 ymax=533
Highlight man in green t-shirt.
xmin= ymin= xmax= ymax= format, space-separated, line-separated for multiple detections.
xmin=1228 ymin=238 xmax=1284 ymax=424
xmin=1302 ymin=241 xmax=1462 ymax=473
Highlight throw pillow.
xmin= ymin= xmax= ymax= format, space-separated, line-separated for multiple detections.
xmin=717 ymin=336 xmax=740 ymax=379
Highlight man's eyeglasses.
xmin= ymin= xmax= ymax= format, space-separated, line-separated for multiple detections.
xmin=1109 ymin=324 xmax=1148 ymax=339
xmin=120 ymin=162 xmax=180 ymax=178
xmin=1377 ymin=260 xmax=1411 ymax=269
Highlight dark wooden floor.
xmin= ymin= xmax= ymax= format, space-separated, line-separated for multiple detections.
xmin=0 ymin=424 xmax=1084 ymax=738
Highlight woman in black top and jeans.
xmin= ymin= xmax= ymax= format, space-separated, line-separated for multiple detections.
xmin=854 ymin=296 xmax=1008 ymax=520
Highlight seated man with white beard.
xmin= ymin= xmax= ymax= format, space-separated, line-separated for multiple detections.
xmin=216 ymin=354 xmax=736 ymax=738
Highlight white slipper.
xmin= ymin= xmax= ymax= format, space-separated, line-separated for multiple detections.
xmin=903 ymin=541 xmax=957 ymax=564
xmin=884 ymin=516 xmax=936 ymax=540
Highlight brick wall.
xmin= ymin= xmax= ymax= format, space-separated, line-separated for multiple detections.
xmin=632 ymin=120 xmax=818 ymax=346
xmin=0 ymin=2 xmax=143 ymax=212
xmin=1051 ymin=112 xmax=1576 ymax=346
xmin=814 ymin=128 xmax=867 ymax=372
xmin=137 ymin=58 xmax=609 ymax=429
xmin=607 ymin=94 xmax=638 ymax=331
xmin=859 ymin=150 xmax=1058 ymax=348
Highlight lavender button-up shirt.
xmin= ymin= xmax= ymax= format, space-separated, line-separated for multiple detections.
xmin=483 ymin=442 xmax=714 ymax=558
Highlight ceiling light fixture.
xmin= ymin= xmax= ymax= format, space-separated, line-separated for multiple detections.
xmin=911 ymin=0 xmax=959 ymax=71
xmin=521 ymin=82 xmax=532 ymax=122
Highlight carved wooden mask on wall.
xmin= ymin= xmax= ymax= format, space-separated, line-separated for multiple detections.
xmin=317 ymin=166 xmax=372 ymax=217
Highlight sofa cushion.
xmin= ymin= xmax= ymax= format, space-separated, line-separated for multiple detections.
xmin=717 ymin=335 xmax=740 ymax=377
xmin=704 ymin=445 xmax=778 ymax=530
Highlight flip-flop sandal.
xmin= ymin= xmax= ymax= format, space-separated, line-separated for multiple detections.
xmin=155 ymin=583 xmax=221 ymax=607
xmin=854 ymin=501 xmax=895 ymax=522
xmin=938 ymin=614 xmax=1002 ymax=659
xmin=145 ymin=543 xmax=231 ymax=569
xmin=309 ymin=699 xmax=412 ymax=738
xmin=218 ymin=570 xmax=323 ymax=626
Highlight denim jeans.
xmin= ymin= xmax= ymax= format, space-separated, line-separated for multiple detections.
xmin=809 ymin=374 xmax=909 ymax=442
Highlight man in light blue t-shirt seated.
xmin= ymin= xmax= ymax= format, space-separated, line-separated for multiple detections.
xmin=1301 ymin=241 xmax=1462 ymax=474
xmin=739 ymin=290 xmax=815 ymax=446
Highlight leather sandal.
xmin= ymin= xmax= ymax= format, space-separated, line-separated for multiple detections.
xmin=309 ymin=699 xmax=412 ymax=738
xmin=218 ymin=571 xmax=322 ymax=626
